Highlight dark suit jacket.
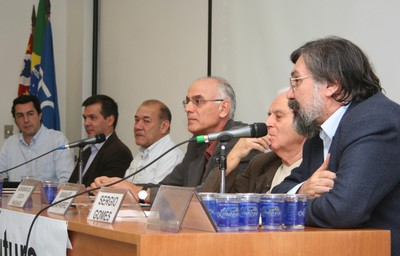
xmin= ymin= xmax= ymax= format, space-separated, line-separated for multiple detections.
xmin=272 ymin=92 xmax=400 ymax=256
xmin=68 ymin=132 xmax=133 ymax=187
xmin=149 ymin=120 xmax=261 ymax=199
xmin=202 ymin=151 xmax=282 ymax=193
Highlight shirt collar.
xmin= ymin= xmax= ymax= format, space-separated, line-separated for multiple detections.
xmin=139 ymin=134 xmax=171 ymax=158
xmin=320 ymin=104 xmax=350 ymax=141
xmin=89 ymin=132 xmax=110 ymax=151
xmin=18 ymin=124 xmax=45 ymax=146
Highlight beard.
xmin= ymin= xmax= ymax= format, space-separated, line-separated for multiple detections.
xmin=288 ymin=89 xmax=325 ymax=138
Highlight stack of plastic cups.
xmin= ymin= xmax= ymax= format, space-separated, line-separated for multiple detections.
xmin=215 ymin=194 xmax=240 ymax=232
xmin=198 ymin=192 xmax=217 ymax=223
xmin=283 ymin=194 xmax=307 ymax=230
xmin=260 ymin=194 xmax=285 ymax=230
xmin=238 ymin=193 xmax=261 ymax=231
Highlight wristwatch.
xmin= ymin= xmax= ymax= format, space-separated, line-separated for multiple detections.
xmin=138 ymin=187 xmax=148 ymax=204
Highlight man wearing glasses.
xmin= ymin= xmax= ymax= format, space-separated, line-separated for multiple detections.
xmin=272 ymin=36 xmax=400 ymax=256
xmin=92 ymin=76 xmax=260 ymax=203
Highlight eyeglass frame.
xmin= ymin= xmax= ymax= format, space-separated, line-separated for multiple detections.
xmin=182 ymin=97 xmax=225 ymax=108
xmin=289 ymin=75 xmax=313 ymax=91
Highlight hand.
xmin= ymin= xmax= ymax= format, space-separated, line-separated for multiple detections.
xmin=89 ymin=176 xmax=123 ymax=195
xmin=226 ymin=136 xmax=269 ymax=174
xmin=299 ymin=154 xmax=336 ymax=199
xmin=89 ymin=176 xmax=143 ymax=201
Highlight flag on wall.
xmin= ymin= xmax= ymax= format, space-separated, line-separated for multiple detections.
xmin=19 ymin=0 xmax=60 ymax=130
xmin=30 ymin=0 xmax=46 ymax=96
xmin=18 ymin=34 xmax=33 ymax=96
xmin=18 ymin=6 xmax=36 ymax=96
xmin=37 ymin=21 xmax=60 ymax=130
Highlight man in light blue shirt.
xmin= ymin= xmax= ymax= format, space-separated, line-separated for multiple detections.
xmin=0 ymin=95 xmax=74 ymax=183
xmin=90 ymin=100 xmax=183 ymax=192
xmin=124 ymin=99 xmax=184 ymax=183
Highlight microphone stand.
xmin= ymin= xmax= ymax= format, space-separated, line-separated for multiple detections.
xmin=219 ymin=141 xmax=228 ymax=194
xmin=78 ymin=146 xmax=85 ymax=184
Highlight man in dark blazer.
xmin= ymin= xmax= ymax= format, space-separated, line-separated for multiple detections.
xmin=91 ymin=77 xmax=260 ymax=202
xmin=68 ymin=95 xmax=132 ymax=187
xmin=271 ymin=37 xmax=400 ymax=256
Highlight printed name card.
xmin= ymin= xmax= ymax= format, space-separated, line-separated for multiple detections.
xmin=47 ymin=189 xmax=78 ymax=215
xmin=48 ymin=183 xmax=92 ymax=215
xmin=8 ymin=180 xmax=41 ymax=208
xmin=88 ymin=188 xmax=126 ymax=223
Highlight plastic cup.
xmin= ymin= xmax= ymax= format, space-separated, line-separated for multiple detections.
xmin=43 ymin=181 xmax=58 ymax=204
xmin=283 ymin=194 xmax=307 ymax=230
xmin=260 ymin=194 xmax=285 ymax=230
xmin=215 ymin=194 xmax=240 ymax=232
xmin=238 ymin=193 xmax=261 ymax=231
xmin=199 ymin=192 xmax=217 ymax=222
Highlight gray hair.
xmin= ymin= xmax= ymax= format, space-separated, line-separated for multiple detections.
xmin=211 ymin=76 xmax=236 ymax=119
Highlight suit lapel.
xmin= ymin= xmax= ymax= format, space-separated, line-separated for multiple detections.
xmin=309 ymin=136 xmax=324 ymax=175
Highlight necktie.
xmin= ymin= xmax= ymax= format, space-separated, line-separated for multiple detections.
xmin=82 ymin=147 xmax=92 ymax=175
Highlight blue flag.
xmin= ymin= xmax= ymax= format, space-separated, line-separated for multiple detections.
xmin=30 ymin=0 xmax=46 ymax=96
xmin=36 ymin=21 xmax=60 ymax=130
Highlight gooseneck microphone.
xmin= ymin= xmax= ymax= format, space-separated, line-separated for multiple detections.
xmin=58 ymin=133 xmax=106 ymax=149
xmin=194 ymin=122 xmax=268 ymax=143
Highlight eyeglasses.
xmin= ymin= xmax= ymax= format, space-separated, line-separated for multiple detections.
xmin=182 ymin=97 xmax=224 ymax=108
xmin=289 ymin=75 xmax=313 ymax=91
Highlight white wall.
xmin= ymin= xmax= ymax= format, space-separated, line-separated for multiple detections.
xmin=97 ymin=0 xmax=207 ymax=154
xmin=212 ymin=0 xmax=400 ymax=125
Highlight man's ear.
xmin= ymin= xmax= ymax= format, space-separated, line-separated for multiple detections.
xmin=160 ymin=120 xmax=170 ymax=134
xmin=219 ymin=100 xmax=230 ymax=118
xmin=107 ymin=115 xmax=115 ymax=127
xmin=325 ymin=80 xmax=340 ymax=98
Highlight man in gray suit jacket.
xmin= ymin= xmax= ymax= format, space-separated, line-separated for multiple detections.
xmin=271 ymin=36 xmax=400 ymax=256
xmin=92 ymin=77 xmax=260 ymax=203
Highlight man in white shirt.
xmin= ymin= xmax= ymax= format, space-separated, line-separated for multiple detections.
xmin=124 ymin=99 xmax=184 ymax=184
xmin=0 ymin=95 xmax=74 ymax=183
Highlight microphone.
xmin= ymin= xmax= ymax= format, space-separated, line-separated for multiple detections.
xmin=58 ymin=133 xmax=106 ymax=149
xmin=194 ymin=122 xmax=267 ymax=143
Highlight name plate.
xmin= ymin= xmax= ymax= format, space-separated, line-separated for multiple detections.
xmin=47 ymin=183 xmax=92 ymax=215
xmin=8 ymin=184 xmax=34 ymax=207
xmin=7 ymin=180 xmax=41 ymax=208
xmin=48 ymin=189 xmax=78 ymax=215
xmin=88 ymin=190 xmax=125 ymax=223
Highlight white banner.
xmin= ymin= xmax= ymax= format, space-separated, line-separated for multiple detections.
xmin=0 ymin=208 xmax=68 ymax=256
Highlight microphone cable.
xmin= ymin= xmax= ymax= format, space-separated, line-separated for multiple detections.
xmin=24 ymin=138 xmax=192 ymax=252
xmin=0 ymin=148 xmax=61 ymax=175
xmin=1 ymin=134 xmax=106 ymax=176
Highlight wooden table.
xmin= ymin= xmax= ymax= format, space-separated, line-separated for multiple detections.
xmin=0 ymin=194 xmax=391 ymax=256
